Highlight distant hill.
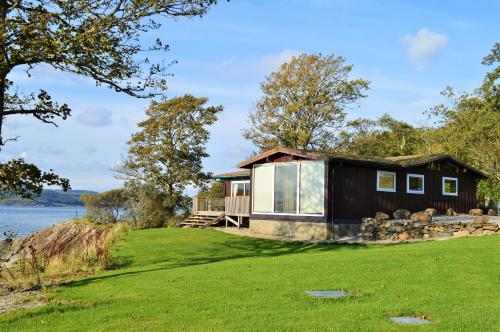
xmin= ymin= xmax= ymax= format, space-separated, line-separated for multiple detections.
xmin=0 ymin=189 xmax=98 ymax=207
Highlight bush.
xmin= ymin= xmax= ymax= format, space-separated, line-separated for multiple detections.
xmin=125 ymin=186 xmax=183 ymax=229
xmin=81 ymin=189 xmax=127 ymax=224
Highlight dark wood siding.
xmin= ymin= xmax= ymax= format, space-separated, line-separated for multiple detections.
xmin=222 ymin=179 xmax=251 ymax=197
xmin=330 ymin=161 xmax=481 ymax=221
xmin=223 ymin=180 xmax=231 ymax=197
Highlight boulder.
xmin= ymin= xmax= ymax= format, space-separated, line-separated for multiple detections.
xmin=375 ymin=212 xmax=390 ymax=222
xmin=487 ymin=209 xmax=497 ymax=216
xmin=483 ymin=230 xmax=496 ymax=235
xmin=471 ymin=228 xmax=483 ymax=236
xmin=393 ymin=209 xmax=411 ymax=220
xmin=452 ymin=230 xmax=469 ymax=238
xmin=410 ymin=211 xmax=431 ymax=224
xmin=446 ymin=208 xmax=457 ymax=216
xmin=482 ymin=224 xmax=498 ymax=231
xmin=398 ymin=232 xmax=410 ymax=241
xmin=469 ymin=208 xmax=483 ymax=216
xmin=475 ymin=216 xmax=489 ymax=224
xmin=425 ymin=208 xmax=438 ymax=217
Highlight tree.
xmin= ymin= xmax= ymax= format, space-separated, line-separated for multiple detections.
xmin=81 ymin=189 xmax=126 ymax=224
xmin=115 ymin=94 xmax=222 ymax=219
xmin=337 ymin=114 xmax=426 ymax=157
xmin=197 ymin=180 xmax=224 ymax=199
xmin=0 ymin=158 xmax=69 ymax=198
xmin=243 ymin=53 xmax=369 ymax=151
xmin=428 ymin=43 xmax=500 ymax=204
xmin=0 ymin=0 xmax=218 ymax=196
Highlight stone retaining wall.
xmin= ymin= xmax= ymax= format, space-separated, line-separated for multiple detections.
xmin=360 ymin=216 xmax=500 ymax=241
xmin=249 ymin=219 xmax=332 ymax=241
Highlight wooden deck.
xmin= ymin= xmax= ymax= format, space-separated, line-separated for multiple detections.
xmin=186 ymin=196 xmax=250 ymax=228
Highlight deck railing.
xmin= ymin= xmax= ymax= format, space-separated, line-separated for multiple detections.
xmin=225 ymin=196 xmax=250 ymax=216
xmin=192 ymin=196 xmax=225 ymax=215
xmin=192 ymin=196 xmax=250 ymax=217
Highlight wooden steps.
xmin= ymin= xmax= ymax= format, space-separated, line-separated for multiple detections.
xmin=177 ymin=212 xmax=225 ymax=228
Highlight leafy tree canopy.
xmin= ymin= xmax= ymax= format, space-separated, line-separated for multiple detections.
xmin=115 ymin=94 xmax=222 ymax=215
xmin=337 ymin=114 xmax=426 ymax=157
xmin=197 ymin=180 xmax=224 ymax=199
xmin=0 ymin=0 xmax=218 ymax=196
xmin=243 ymin=53 xmax=369 ymax=151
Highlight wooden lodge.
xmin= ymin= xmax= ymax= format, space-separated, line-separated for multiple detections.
xmin=183 ymin=147 xmax=486 ymax=240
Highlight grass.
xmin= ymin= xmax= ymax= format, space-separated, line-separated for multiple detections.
xmin=1 ymin=228 xmax=500 ymax=331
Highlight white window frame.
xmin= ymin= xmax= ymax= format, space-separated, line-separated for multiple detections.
xmin=406 ymin=173 xmax=425 ymax=194
xmin=251 ymin=160 xmax=325 ymax=217
xmin=442 ymin=177 xmax=458 ymax=196
xmin=230 ymin=180 xmax=250 ymax=197
xmin=376 ymin=170 xmax=396 ymax=192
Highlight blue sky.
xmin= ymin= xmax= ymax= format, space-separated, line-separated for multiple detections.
xmin=1 ymin=0 xmax=498 ymax=191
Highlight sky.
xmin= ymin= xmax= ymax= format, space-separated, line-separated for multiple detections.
xmin=1 ymin=0 xmax=499 ymax=192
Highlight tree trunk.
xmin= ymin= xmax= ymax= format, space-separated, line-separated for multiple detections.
xmin=0 ymin=74 xmax=5 ymax=146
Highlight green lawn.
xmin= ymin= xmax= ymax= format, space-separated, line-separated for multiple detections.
xmin=2 ymin=229 xmax=500 ymax=331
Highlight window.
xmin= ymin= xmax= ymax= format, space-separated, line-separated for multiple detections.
xmin=231 ymin=181 xmax=250 ymax=197
xmin=253 ymin=165 xmax=273 ymax=213
xmin=377 ymin=171 xmax=396 ymax=192
xmin=406 ymin=174 xmax=425 ymax=194
xmin=299 ymin=161 xmax=325 ymax=214
xmin=442 ymin=177 xmax=458 ymax=196
xmin=252 ymin=161 xmax=325 ymax=215
xmin=274 ymin=164 xmax=298 ymax=213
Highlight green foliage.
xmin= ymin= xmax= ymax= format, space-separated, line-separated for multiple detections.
xmin=81 ymin=189 xmax=127 ymax=224
xmin=0 ymin=0 xmax=218 ymax=197
xmin=337 ymin=114 xmax=426 ymax=157
xmin=115 ymin=94 xmax=222 ymax=219
xmin=2 ymin=229 xmax=500 ymax=331
xmin=243 ymin=53 xmax=369 ymax=150
xmin=0 ymin=159 xmax=70 ymax=199
xmin=427 ymin=43 xmax=499 ymax=204
xmin=477 ymin=179 xmax=500 ymax=205
xmin=124 ymin=184 xmax=185 ymax=229
xmin=197 ymin=180 xmax=225 ymax=199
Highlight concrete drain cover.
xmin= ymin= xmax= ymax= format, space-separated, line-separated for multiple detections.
xmin=306 ymin=290 xmax=347 ymax=298
xmin=390 ymin=316 xmax=431 ymax=325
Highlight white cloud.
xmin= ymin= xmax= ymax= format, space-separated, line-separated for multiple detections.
xmin=257 ymin=49 xmax=302 ymax=72
xmin=77 ymin=109 xmax=113 ymax=127
xmin=402 ymin=28 xmax=448 ymax=68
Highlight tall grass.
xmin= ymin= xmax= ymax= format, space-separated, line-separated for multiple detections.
xmin=1 ymin=221 xmax=129 ymax=290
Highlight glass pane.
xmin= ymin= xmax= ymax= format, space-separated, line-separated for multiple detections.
xmin=409 ymin=176 xmax=423 ymax=191
xmin=236 ymin=183 xmax=245 ymax=196
xmin=274 ymin=164 xmax=298 ymax=213
xmin=444 ymin=179 xmax=457 ymax=193
xmin=244 ymin=182 xmax=250 ymax=196
xmin=299 ymin=161 xmax=325 ymax=214
xmin=253 ymin=165 xmax=273 ymax=212
xmin=379 ymin=173 xmax=395 ymax=190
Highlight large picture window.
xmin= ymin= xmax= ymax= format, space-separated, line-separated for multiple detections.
xmin=377 ymin=170 xmax=396 ymax=192
xmin=299 ymin=161 xmax=325 ymax=214
xmin=253 ymin=164 xmax=273 ymax=213
xmin=442 ymin=177 xmax=458 ymax=196
xmin=274 ymin=164 xmax=298 ymax=213
xmin=252 ymin=161 xmax=325 ymax=215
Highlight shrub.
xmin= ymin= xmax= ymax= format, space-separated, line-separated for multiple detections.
xmin=81 ymin=189 xmax=127 ymax=224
